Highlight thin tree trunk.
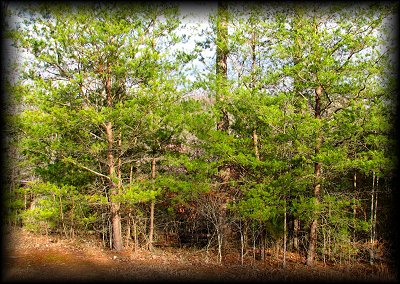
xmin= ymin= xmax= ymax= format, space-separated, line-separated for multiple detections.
xmin=243 ymin=220 xmax=248 ymax=263
xmin=217 ymin=228 xmax=223 ymax=263
xmin=117 ymin=131 xmax=123 ymax=247
xmin=117 ymin=132 xmax=122 ymax=189
xmin=149 ymin=201 xmax=155 ymax=251
xmin=374 ymin=177 xmax=378 ymax=245
xmin=293 ymin=218 xmax=300 ymax=251
xmin=126 ymin=214 xmax=131 ymax=247
xmin=133 ymin=216 xmax=138 ymax=253
xmin=109 ymin=217 xmax=113 ymax=250
xmin=306 ymin=85 xmax=323 ymax=266
xmin=371 ymin=176 xmax=379 ymax=264
xmin=102 ymin=213 xmax=106 ymax=248
xmin=370 ymin=172 xmax=375 ymax=264
xmin=263 ymin=236 xmax=267 ymax=263
xmin=240 ymin=226 xmax=244 ymax=265
xmin=148 ymin=157 xmax=156 ymax=251
xmin=283 ymin=199 xmax=287 ymax=268
xmin=353 ymin=170 xmax=357 ymax=242
xmin=260 ymin=228 xmax=265 ymax=261
xmin=252 ymin=232 xmax=256 ymax=265
xmin=322 ymin=225 xmax=326 ymax=266
xmin=216 ymin=200 xmax=227 ymax=264
xmin=328 ymin=203 xmax=331 ymax=261
xmin=130 ymin=162 xmax=134 ymax=184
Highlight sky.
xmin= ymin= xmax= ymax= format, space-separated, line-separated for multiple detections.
xmin=177 ymin=2 xmax=217 ymax=83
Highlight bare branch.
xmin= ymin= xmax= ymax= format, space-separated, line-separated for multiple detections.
xmin=63 ymin=157 xmax=111 ymax=180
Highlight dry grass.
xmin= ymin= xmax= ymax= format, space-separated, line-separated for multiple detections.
xmin=2 ymin=227 xmax=397 ymax=282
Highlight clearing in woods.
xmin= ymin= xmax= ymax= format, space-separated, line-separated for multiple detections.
xmin=2 ymin=227 xmax=396 ymax=282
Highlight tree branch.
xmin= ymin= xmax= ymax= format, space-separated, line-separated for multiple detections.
xmin=63 ymin=156 xmax=111 ymax=180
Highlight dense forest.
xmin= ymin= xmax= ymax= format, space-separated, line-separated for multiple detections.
xmin=2 ymin=1 xmax=399 ymax=276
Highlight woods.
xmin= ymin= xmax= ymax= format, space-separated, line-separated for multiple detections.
xmin=3 ymin=1 xmax=398 ymax=277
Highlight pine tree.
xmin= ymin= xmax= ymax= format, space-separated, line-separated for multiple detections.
xmin=11 ymin=2 xmax=187 ymax=251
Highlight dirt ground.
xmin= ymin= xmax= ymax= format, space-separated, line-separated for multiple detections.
xmin=2 ymin=227 xmax=397 ymax=282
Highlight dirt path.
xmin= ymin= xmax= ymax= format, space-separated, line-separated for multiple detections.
xmin=2 ymin=227 xmax=397 ymax=282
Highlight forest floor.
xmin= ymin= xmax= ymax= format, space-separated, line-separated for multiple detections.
xmin=2 ymin=227 xmax=397 ymax=283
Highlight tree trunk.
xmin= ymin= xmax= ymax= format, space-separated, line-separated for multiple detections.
xmin=306 ymin=85 xmax=323 ymax=266
xmin=109 ymin=217 xmax=113 ymax=249
xmin=133 ymin=216 xmax=138 ymax=253
xmin=370 ymin=172 xmax=375 ymax=264
xmin=252 ymin=230 xmax=256 ymax=265
xmin=214 ymin=2 xmax=230 ymax=263
xmin=293 ymin=218 xmax=300 ymax=251
xmin=148 ymin=157 xmax=156 ymax=251
xmin=106 ymin=122 xmax=123 ymax=252
xmin=216 ymin=201 xmax=227 ymax=263
xmin=328 ymin=202 xmax=331 ymax=261
xmin=250 ymin=28 xmax=260 ymax=161
xmin=353 ymin=170 xmax=357 ymax=242
xmin=130 ymin=162 xmax=134 ymax=184
xmin=126 ymin=213 xmax=131 ymax=247
xmin=370 ymin=172 xmax=379 ymax=265
xmin=240 ymin=219 xmax=248 ymax=266
xmin=240 ymin=229 xmax=244 ymax=265
xmin=283 ymin=199 xmax=287 ymax=268
xmin=216 ymin=1 xmax=229 ymax=131
xmin=322 ymin=224 xmax=326 ymax=266
xmin=260 ymin=221 xmax=265 ymax=261
xmin=217 ymin=228 xmax=223 ymax=263
xmin=374 ymin=177 xmax=378 ymax=246
xmin=105 ymin=65 xmax=123 ymax=252
xmin=149 ymin=200 xmax=155 ymax=251
xmin=117 ymin=132 xmax=122 ymax=189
